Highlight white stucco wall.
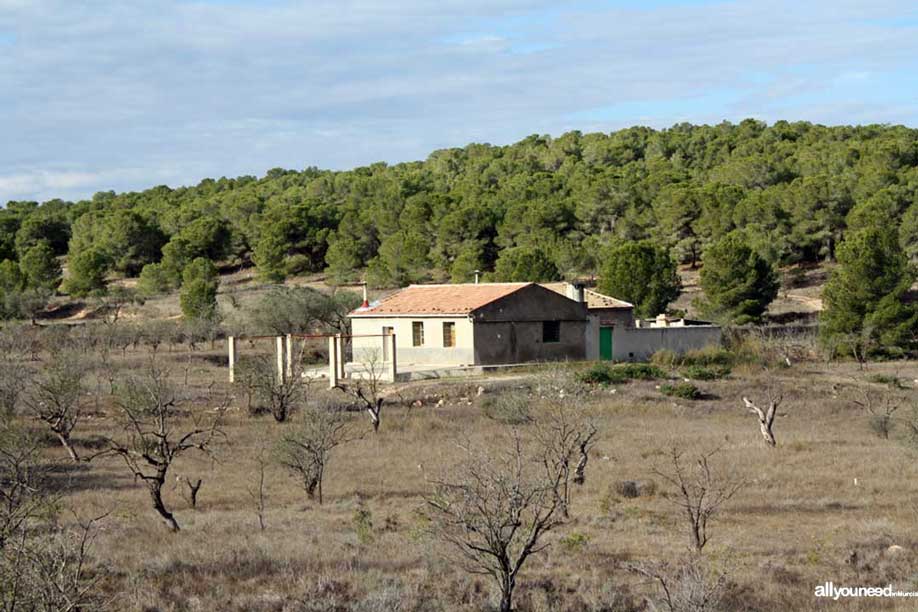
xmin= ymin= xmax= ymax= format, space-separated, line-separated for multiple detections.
xmin=611 ymin=325 xmax=722 ymax=361
xmin=350 ymin=316 xmax=475 ymax=366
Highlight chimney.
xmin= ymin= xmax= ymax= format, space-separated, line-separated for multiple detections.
xmin=474 ymin=270 xmax=480 ymax=284
xmin=570 ymin=282 xmax=585 ymax=303
xmin=361 ymin=282 xmax=369 ymax=308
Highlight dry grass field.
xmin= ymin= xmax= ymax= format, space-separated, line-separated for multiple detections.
xmin=13 ymin=333 xmax=914 ymax=612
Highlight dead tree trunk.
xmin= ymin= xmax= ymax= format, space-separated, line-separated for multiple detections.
xmin=181 ymin=477 xmax=203 ymax=508
xmin=743 ymin=396 xmax=779 ymax=447
xmin=55 ymin=431 xmax=80 ymax=462
xmin=148 ymin=473 xmax=180 ymax=532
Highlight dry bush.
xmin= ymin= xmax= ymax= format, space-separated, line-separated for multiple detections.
xmin=236 ymin=354 xmax=312 ymax=422
xmin=627 ymin=554 xmax=733 ymax=612
xmin=425 ymin=416 xmax=596 ymax=612
xmin=23 ymin=351 xmax=88 ymax=462
xmin=275 ymin=399 xmax=360 ymax=504
xmin=653 ymin=447 xmax=745 ymax=553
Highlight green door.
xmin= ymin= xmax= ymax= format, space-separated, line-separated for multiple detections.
xmin=599 ymin=327 xmax=613 ymax=361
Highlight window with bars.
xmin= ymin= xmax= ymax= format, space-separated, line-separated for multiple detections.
xmin=412 ymin=321 xmax=424 ymax=346
xmin=542 ymin=321 xmax=561 ymax=343
xmin=443 ymin=322 xmax=456 ymax=347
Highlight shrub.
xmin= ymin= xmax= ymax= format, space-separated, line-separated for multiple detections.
xmin=650 ymin=349 xmax=678 ymax=368
xmin=613 ymin=480 xmax=657 ymax=499
xmin=352 ymin=504 xmax=374 ymax=545
xmin=867 ymin=373 xmax=905 ymax=389
xmin=481 ymin=394 xmax=533 ymax=425
xmin=681 ymin=346 xmax=732 ymax=367
xmin=660 ymin=382 xmax=702 ymax=400
xmin=576 ymin=363 xmax=628 ymax=386
xmin=559 ymin=532 xmax=589 ymax=552
xmin=614 ymin=363 xmax=665 ymax=380
xmin=576 ymin=363 xmax=664 ymax=386
xmin=681 ymin=365 xmax=731 ymax=380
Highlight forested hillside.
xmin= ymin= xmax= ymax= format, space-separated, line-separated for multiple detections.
xmin=4 ymin=120 xmax=918 ymax=297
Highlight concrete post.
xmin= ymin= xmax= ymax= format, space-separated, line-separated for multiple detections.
xmin=335 ymin=333 xmax=344 ymax=380
xmin=388 ymin=332 xmax=397 ymax=383
xmin=275 ymin=336 xmax=285 ymax=384
xmin=328 ymin=335 xmax=339 ymax=389
xmin=227 ymin=336 xmax=237 ymax=383
xmin=285 ymin=334 xmax=293 ymax=380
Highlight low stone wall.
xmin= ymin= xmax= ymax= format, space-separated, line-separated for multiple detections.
xmin=612 ymin=325 xmax=722 ymax=361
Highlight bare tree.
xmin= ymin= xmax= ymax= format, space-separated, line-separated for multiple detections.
xmin=653 ymin=447 xmax=745 ymax=553
xmin=337 ymin=349 xmax=385 ymax=433
xmin=276 ymin=400 xmax=358 ymax=504
xmin=0 ymin=358 xmax=32 ymax=421
xmin=0 ymin=513 xmax=107 ymax=612
xmin=238 ymin=355 xmax=308 ymax=422
xmin=425 ymin=429 xmax=582 ymax=612
xmin=248 ymin=442 xmax=269 ymax=531
xmin=533 ymin=401 xmax=598 ymax=517
xmin=23 ymin=352 xmax=86 ymax=462
xmin=100 ymin=366 xmax=226 ymax=531
xmin=742 ymin=390 xmax=782 ymax=448
xmin=851 ymin=381 xmax=904 ymax=440
xmin=0 ymin=425 xmax=46 ymax=551
xmin=626 ymin=555 xmax=731 ymax=612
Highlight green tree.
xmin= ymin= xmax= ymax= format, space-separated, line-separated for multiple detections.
xmin=137 ymin=263 xmax=172 ymax=298
xmin=19 ymin=242 xmax=61 ymax=291
xmin=597 ymin=241 xmax=681 ymax=318
xmin=253 ymin=226 xmax=289 ymax=282
xmin=821 ymin=226 xmax=917 ymax=353
xmin=0 ymin=260 xmax=25 ymax=319
xmin=901 ymin=201 xmax=918 ymax=262
xmin=63 ymin=247 xmax=110 ymax=297
xmin=492 ymin=246 xmax=560 ymax=282
xmin=179 ymin=258 xmax=219 ymax=320
xmin=697 ymin=231 xmax=779 ymax=324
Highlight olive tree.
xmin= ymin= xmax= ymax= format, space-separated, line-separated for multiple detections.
xmin=23 ymin=351 xmax=86 ymax=462
xmin=101 ymin=367 xmax=226 ymax=531
xmin=425 ymin=423 xmax=592 ymax=612
xmin=276 ymin=400 xmax=359 ymax=504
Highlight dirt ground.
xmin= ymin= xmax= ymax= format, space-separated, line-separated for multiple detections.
xmin=29 ymin=339 xmax=918 ymax=612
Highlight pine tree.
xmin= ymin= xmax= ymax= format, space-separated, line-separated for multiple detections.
xmin=697 ymin=231 xmax=779 ymax=324
xmin=598 ymin=241 xmax=681 ymax=318
xmin=821 ymin=226 xmax=917 ymax=353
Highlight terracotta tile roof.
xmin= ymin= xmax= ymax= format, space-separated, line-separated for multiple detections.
xmin=541 ymin=282 xmax=633 ymax=310
xmin=350 ymin=283 xmax=532 ymax=316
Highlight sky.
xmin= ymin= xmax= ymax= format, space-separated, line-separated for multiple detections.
xmin=1 ymin=0 xmax=918 ymax=203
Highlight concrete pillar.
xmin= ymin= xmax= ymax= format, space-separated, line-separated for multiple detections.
xmin=328 ymin=336 xmax=339 ymax=388
xmin=227 ymin=336 xmax=237 ymax=383
xmin=335 ymin=333 xmax=344 ymax=380
xmin=388 ymin=332 xmax=397 ymax=383
xmin=275 ymin=336 xmax=285 ymax=384
xmin=285 ymin=334 xmax=293 ymax=379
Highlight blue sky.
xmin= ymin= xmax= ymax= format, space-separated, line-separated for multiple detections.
xmin=1 ymin=0 xmax=917 ymax=202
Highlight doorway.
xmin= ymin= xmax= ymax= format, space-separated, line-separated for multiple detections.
xmin=599 ymin=327 xmax=613 ymax=361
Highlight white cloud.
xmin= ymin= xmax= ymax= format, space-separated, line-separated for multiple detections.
xmin=1 ymin=0 xmax=917 ymax=202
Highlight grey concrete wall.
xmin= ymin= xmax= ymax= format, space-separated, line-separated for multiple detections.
xmin=473 ymin=284 xmax=588 ymax=322
xmin=591 ymin=308 xmax=634 ymax=327
xmin=611 ymin=325 xmax=722 ymax=361
xmin=473 ymin=320 xmax=587 ymax=365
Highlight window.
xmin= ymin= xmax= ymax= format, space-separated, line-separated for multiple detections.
xmin=443 ymin=322 xmax=456 ymax=347
xmin=542 ymin=321 xmax=561 ymax=343
xmin=412 ymin=321 xmax=425 ymax=346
